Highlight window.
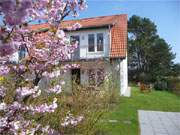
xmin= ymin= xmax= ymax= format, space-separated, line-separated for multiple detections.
xmin=88 ymin=68 xmax=105 ymax=86
xmin=70 ymin=36 xmax=80 ymax=45
xmin=70 ymin=35 xmax=80 ymax=59
xmin=88 ymin=34 xmax=95 ymax=52
xmin=97 ymin=33 xmax=104 ymax=51
xmin=18 ymin=46 xmax=26 ymax=60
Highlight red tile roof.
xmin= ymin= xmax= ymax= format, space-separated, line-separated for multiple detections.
xmin=29 ymin=23 xmax=50 ymax=31
xmin=28 ymin=14 xmax=128 ymax=58
xmin=110 ymin=15 xmax=127 ymax=58
xmin=62 ymin=14 xmax=127 ymax=58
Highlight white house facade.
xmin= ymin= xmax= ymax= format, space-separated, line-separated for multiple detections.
xmin=11 ymin=14 xmax=130 ymax=97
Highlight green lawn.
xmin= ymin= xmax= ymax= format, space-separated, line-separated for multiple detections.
xmin=98 ymin=87 xmax=180 ymax=135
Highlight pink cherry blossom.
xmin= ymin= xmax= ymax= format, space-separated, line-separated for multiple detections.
xmin=0 ymin=43 xmax=15 ymax=57
xmin=0 ymin=65 xmax=10 ymax=76
xmin=16 ymin=86 xmax=41 ymax=99
xmin=47 ymin=85 xmax=62 ymax=94
xmin=0 ymin=0 xmax=87 ymax=134
xmin=28 ymin=98 xmax=58 ymax=113
xmin=0 ymin=86 xmax=6 ymax=98
xmin=67 ymin=22 xmax=82 ymax=31
xmin=0 ymin=102 xmax=7 ymax=111
xmin=42 ymin=70 xmax=61 ymax=78
xmin=61 ymin=112 xmax=84 ymax=127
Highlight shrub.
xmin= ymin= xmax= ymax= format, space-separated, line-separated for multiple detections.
xmin=154 ymin=77 xmax=180 ymax=95
xmin=22 ymin=82 xmax=117 ymax=135
xmin=154 ymin=79 xmax=168 ymax=90
xmin=167 ymin=77 xmax=180 ymax=95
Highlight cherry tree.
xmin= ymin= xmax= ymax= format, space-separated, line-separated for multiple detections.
xmin=0 ymin=0 xmax=87 ymax=134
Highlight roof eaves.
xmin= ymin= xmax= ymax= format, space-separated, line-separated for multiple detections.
xmin=63 ymin=24 xmax=113 ymax=31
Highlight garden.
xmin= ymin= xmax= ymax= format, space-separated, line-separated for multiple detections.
xmin=97 ymin=86 xmax=180 ymax=135
xmin=0 ymin=0 xmax=180 ymax=135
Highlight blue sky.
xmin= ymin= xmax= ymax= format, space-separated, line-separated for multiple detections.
xmin=0 ymin=0 xmax=179 ymax=62
xmin=68 ymin=0 xmax=180 ymax=63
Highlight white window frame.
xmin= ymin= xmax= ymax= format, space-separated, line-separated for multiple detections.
xmin=96 ymin=33 xmax=104 ymax=52
xmin=87 ymin=32 xmax=105 ymax=53
xmin=88 ymin=34 xmax=95 ymax=52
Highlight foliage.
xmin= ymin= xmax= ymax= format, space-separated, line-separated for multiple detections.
xmin=98 ymin=87 xmax=180 ymax=135
xmin=154 ymin=78 xmax=168 ymax=90
xmin=0 ymin=0 xmax=87 ymax=134
xmin=167 ymin=77 xmax=180 ymax=95
xmin=128 ymin=15 xmax=175 ymax=83
xmin=153 ymin=77 xmax=180 ymax=95
xmin=6 ymin=82 xmax=117 ymax=135
xmin=170 ymin=63 xmax=180 ymax=77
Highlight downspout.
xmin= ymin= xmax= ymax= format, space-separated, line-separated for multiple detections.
xmin=108 ymin=25 xmax=111 ymax=58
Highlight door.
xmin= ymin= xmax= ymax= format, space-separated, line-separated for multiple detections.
xmin=71 ymin=69 xmax=80 ymax=85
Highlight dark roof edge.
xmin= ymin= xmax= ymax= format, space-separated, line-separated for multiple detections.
xmin=63 ymin=24 xmax=113 ymax=32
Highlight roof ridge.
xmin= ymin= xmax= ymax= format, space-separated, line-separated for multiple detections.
xmin=63 ymin=14 xmax=127 ymax=22
xmin=28 ymin=14 xmax=127 ymax=26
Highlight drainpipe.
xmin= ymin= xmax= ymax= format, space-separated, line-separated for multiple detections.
xmin=108 ymin=25 xmax=111 ymax=58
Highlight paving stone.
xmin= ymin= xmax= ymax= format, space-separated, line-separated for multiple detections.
xmin=123 ymin=120 xmax=132 ymax=124
xmin=108 ymin=119 xmax=118 ymax=123
xmin=155 ymin=133 xmax=169 ymax=135
xmin=138 ymin=110 xmax=180 ymax=135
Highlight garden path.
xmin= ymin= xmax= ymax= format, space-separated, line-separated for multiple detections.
xmin=138 ymin=110 xmax=180 ymax=135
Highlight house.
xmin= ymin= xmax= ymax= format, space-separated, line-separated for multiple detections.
xmin=12 ymin=14 xmax=130 ymax=97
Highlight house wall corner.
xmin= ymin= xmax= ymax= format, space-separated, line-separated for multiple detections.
xmin=120 ymin=55 xmax=130 ymax=97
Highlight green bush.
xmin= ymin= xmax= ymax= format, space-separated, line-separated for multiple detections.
xmin=154 ymin=77 xmax=180 ymax=95
xmin=2 ymin=73 xmax=119 ymax=135
xmin=154 ymin=79 xmax=168 ymax=90
xmin=24 ymin=83 xmax=118 ymax=135
xmin=167 ymin=77 xmax=180 ymax=95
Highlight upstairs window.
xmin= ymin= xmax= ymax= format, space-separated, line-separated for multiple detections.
xmin=97 ymin=33 xmax=104 ymax=51
xmin=70 ymin=35 xmax=80 ymax=59
xmin=70 ymin=35 xmax=80 ymax=45
xmin=18 ymin=46 xmax=26 ymax=60
xmin=88 ymin=34 xmax=95 ymax=52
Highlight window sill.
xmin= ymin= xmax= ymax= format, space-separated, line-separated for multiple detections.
xmin=87 ymin=51 xmax=104 ymax=54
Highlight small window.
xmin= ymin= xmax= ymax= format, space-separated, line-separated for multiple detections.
xmin=88 ymin=34 xmax=95 ymax=52
xmin=19 ymin=46 xmax=26 ymax=60
xmin=70 ymin=36 xmax=80 ymax=59
xmin=70 ymin=35 xmax=80 ymax=45
xmin=97 ymin=33 xmax=104 ymax=51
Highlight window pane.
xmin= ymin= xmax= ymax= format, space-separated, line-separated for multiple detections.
xmin=70 ymin=36 xmax=80 ymax=59
xmin=97 ymin=33 xmax=103 ymax=51
xmin=88 ymin=34 xmax=95 ymax=52
xmin=19 ymin=46 xmax=26 ymax=60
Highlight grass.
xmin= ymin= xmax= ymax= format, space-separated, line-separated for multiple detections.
xmin=98 ymin=87 xmax=180 ymax=135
